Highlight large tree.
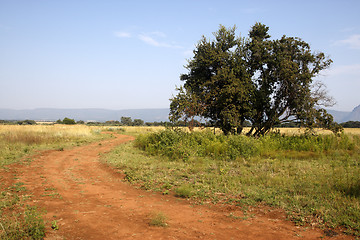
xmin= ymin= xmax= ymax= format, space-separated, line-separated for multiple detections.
xmin=170 ymin=23 xmax=341 ymax=136
xmin=171 ymin=25 xmax=252 ymax=135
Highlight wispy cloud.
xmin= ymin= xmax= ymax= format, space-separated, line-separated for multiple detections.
xmin=114 ymin=31 xmax=131 ymax=38
xmin=150 ymin=31 xmax=167 ymax=38
xmin=114 ymin=29 xmax=182 ymax=49
xmin=334 ymin=34 xmax=360 ymax=49
xmin=138 ymin=33 xmax=182 ymax=49
xmin=138 ymin=34 xmax=161 ymax=47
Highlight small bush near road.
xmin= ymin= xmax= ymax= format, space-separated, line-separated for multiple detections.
xmin=149 ymin=212 xmax=168 ymax=227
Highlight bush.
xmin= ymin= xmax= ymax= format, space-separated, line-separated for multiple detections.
xmin=17 ymin=120 xmax=37 ymax=125
xmin=175 ymin=184 xmax=194 ymax=198
xmin=134 ymin=129 xmax=359 ymax=162
xmin=62 ymin=117 xmax=76 ymax=125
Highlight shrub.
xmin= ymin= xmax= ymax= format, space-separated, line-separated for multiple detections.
xmin=175 ymin=184 xmax=194 ymax=198
xmin=17 ymin=120 xmax=37 ymax=125
xmin=134 ymin=129 xmax=359 ymax=162
xmin=149 ymin=212 xmax=168 ymax=227
xmin=62 ymin=117 xmax=76 ymax=125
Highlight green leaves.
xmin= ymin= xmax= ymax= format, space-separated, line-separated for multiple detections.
xmin=170 ymin=23 xmax=339 ymax=136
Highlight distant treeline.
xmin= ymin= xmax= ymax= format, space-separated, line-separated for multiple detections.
xmin=0 ymin=117 xmax=171 ymax=127
xmin=2 ymin=118 xmax=360 ymax=128
xmin=340 ymin=121 xmax=360 ymax=128
xmin=0 ymin=119 xmax=37 ymax=125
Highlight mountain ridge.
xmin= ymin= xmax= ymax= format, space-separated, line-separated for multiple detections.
xmin=0 ymin=105 xmax=359 ymax=123
xmin=346 ymin=105 xmax=360 ymax=122
xmin=0 ymin=108 xmax=170 ymax=122
xmin=328 ymin=104 xmax=360 ymax=123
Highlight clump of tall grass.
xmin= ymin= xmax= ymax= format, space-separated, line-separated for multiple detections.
xmin=149 ymin=211 xmax=168 ymax=227
xmin=134 ymin=129 xmax=359 ymax=161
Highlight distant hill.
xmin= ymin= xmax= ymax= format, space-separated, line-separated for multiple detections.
xmin=346 ymin=105 xmax=360 ymax=122
xmin=1 ymin=105 xmax=359 ymax=123
xmin=0 ymin=108 xmax=170 ymax=122
xmin=327 ymin=104 xmax=360 ymax=123
xmin=326 ymin=109 xmax=351 ymax=123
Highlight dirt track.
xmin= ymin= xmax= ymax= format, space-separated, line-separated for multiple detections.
xmin=5 ymin=134 xmax=354 ymax=239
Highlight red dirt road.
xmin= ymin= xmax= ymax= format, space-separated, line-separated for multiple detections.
xmin=4 ymin=134 xmax=354 ymax=239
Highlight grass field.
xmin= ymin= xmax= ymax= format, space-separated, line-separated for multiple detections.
xmin=0 ymin=125 xmax=109 ymax=167
xmin=104 ymin=127 xmax=360 ymax=236
xmin=1 ymin=125 xmax=360 ymax=237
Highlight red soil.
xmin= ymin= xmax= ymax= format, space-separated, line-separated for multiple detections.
xmin=1 ymin=134 xmax=355 ymax=239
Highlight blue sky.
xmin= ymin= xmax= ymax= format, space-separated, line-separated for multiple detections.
xmin=0 ymin=0 xmax=359 ymax=112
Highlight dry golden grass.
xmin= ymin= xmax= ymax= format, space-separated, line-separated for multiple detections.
xmin=274 ymin=127 xmax=333 ymax=135
xmin=0 ymin=124 xmax=95 ymax=135
xmin=343 ymin=128 xmax=360 ymax=135
xmin=105 ymin=126 xmax=166 ymax=135
xmin=275 ymin=127 xmax=360 ymax=136
xmin=0 ymin=125 xmax=99 ymax=144
xmin=2 ymin=125 xmax=359 ymax=142
xmin=143 ymin=126 xmax=360 ymax=136
xmin=35 ymin=121 xmax=55 ymax=125
xmin=0 ymin=125 xmax=107 ymax=166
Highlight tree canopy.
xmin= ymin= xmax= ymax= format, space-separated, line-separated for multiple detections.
xmin=170 ymin=23 xmax=341 ymax=136
xmin=57 ymin=117 xmax=76 ymax=125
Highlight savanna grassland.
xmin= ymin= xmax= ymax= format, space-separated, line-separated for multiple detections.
xmin=1 ymin=125 xmax=360 ymax=238
xmin=0 ymin=125 xmax=109 ymax=167
xmin=0 ymin=125 xmax=109 ymax=239
xmin=104 ymin=127 xmax=360 ymax=236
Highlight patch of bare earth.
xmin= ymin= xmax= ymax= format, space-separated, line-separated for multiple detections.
xmin=2 ymin=134 xmax=355 ymax=239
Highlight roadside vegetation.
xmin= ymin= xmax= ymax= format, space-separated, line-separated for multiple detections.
xmin=104 ymin=128 xmax=360 ymax=236
xmin=0 ymin=182 xmax=45 ymax=239
xmin=0 ymin=124 xmax=108 ymax=239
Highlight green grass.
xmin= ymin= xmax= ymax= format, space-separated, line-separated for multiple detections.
xmin=103 ymin=129 xmax=360 ymax=236
xmin=0 ymin=183 xmax=45 ymax=239
xmin=175 ymin=184 xmax=195 ymax=198
xmin=134 ymin=129 xmax=359 ymax=160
